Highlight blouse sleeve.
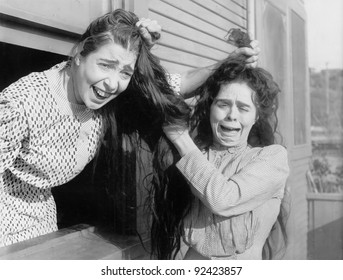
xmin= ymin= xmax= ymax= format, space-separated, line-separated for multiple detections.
xmin=166 ymin=73 xmax=181 ymax=95
xmin=175 ymin=145 xmax=289 ymax=217
xmin=0 ymin=94 xmax=28 ymax=174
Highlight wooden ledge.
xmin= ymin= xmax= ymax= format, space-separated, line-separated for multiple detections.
xmin=0 ymin=224 xmax=150 ymax=260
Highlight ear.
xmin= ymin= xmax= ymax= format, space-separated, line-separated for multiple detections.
xmin=254 ymin=114 xmax=259 ymax=124
xmin=75 ymin=56 xmax=80 ymax=66
xmin=73 ymin=42 xmax=84 ymax=66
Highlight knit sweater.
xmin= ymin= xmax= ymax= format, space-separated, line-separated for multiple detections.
xmin=176 ymin=144 xmax=289 ymax=259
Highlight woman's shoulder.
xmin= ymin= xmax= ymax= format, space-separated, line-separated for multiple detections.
xmin=48 ymin=61 xmax=68 ymax=70
xmin=259 ymin=144 xmax=287 ymax=156
xmin=1 ymin=62 xmax=66 ymax=113
xmin=2 ymin=65 xmax=59 ymax=97
xmin=18 ymin=62 xmax=66 ymax=86
xmin=247 ymin=144 xmax=288 ymax=162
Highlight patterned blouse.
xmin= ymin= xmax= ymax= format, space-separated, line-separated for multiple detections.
xmin=0 ymin=62 xmax=181 ymax=247
xmin=176 ymin=143 xmax=289 ymax=259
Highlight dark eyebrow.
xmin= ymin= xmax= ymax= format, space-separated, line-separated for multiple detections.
xmin=236 ymin=100 xmax=252 ymax=108
xmin=215 ymin=98 xmax=231 ymax=103
xmin=215 ymin=98 xmax=252 ymax=108
xmin=99 ymin=58 xmax=134 ymax=72
xmin=99 ymin=58 xmax=119 ymax=65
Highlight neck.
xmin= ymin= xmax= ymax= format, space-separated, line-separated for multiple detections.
xmin=64 ymin=64 xmax=82 ymax=105
xmin=211 ymin=141 xmax=248 ymax=153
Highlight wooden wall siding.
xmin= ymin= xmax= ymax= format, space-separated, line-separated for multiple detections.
xmin=191 ymin=0 xmax=247 ymax=28
xmin=284 ymin=156 xmax=309 ymax=259
xmin=231 ymin=0 xmax=247 ymax=8
xmin=147 ymin=0 xmax=247 ymax=73
xmin=214 ymin=0 xmax=247 ymax=17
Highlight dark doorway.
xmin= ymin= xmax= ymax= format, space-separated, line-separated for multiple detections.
xmin=0 ymin=42 xmax=66 ymax=90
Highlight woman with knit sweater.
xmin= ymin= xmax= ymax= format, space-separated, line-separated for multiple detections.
xmin=155 ymin=56 xmax=289 ymax=260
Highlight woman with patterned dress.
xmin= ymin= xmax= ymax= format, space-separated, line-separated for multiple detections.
xmin=0 ymin=9 xmax=187 ymax=247
xmin=154 ymin=56 xmax=290 ymax=260
xmin=0 ymin=9 xmax=259 ymax=247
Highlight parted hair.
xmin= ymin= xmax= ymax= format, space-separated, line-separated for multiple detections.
xmin=73 ymin=10 xmax=191 ymax=255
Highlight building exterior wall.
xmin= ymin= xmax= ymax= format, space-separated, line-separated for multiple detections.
xmin=146 ymin=0 xmax=248 ymax=73
xmin=138 ymin=0 xmax=310 ymax=260
xmin=0 ymin=0 xmax=311 ymax=259
xmin=255 ymin=0 xmax=310 ymax=259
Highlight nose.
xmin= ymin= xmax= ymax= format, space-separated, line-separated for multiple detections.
xmin=226 ymin=105 xmax=238 ymax=120
xmin=104 ymin=74 xmax=119 ymax=92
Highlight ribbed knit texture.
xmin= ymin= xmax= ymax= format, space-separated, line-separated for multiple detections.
xmin=176 ymin=144 xmax=289 ymax=259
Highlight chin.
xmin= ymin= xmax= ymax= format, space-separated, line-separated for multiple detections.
xmin=223 ymin=143 xmax=237 ymax=148
xmin=217 ymin=140 xmax=236 ymax=148
xmin=218 ymin=137 xmax=236 ymax=146
xmin=85 ymin=99 xmax=108 ymax=110
xmin=84 ymin=103 xmax=100 ymax=110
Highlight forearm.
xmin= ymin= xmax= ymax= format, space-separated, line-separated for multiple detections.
xmin=179 ymin=62 xmax=220 ymax=99
xmin=179 ymin=42 xmax=259 ymax=98
xmin=176 ymin=146 xmax=289 ymax=217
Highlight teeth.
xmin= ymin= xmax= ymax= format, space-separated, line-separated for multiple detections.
xmin=94 ymin=87 xmax=110 ymax=98
xmin=97 ymin=89 xmax=105 ymax=97
xmin=221 ymin=126 xmax=239 ymax=131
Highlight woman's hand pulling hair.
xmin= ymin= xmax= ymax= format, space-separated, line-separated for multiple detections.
xmin=136 ymin=18 xmax=162 ymax=47
xmin=230 ymin=40 xmax=260 ymax=68
xmin=225 ymin=28 xmax=260 ymax=69
xmin=163 ymin=124 xmax=189 ymax=144
xmin=163 ymin=124 xmax=198 ymax=157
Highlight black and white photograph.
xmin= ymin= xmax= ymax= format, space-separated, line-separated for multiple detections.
xmin=0 ymin=0 xmax=342 ymax=278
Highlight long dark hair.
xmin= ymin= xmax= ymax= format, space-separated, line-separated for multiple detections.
xmin=151 ymin=56 xmax=289 ymax=259
xmin=192 ymin=57 xmax=288 ymax=260
xmin=72 ymin=9 xmax=191 ymax=250
xmin=192 ymin=56 xmax=280 ymax=148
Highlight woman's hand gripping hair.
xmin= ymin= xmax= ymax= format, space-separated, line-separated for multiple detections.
xmin=226 ymin=28 xmax=261 ymax=69
xmin=136 ymin=18 xmax=162 ymax=48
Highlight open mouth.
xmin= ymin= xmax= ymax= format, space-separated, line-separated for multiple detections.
xmin=220 ymin=125 xmax=240 ymax=133
xmin=92 ymin=86 xmax=113 ymax=100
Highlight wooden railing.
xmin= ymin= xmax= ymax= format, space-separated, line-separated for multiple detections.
xmin=307 ymin=192 xmax=343 ymax=259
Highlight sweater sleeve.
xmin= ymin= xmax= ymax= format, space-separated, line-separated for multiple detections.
xmin=176 ymin=145 xmax=289 ymax=217
xmin=0 ymin=92 xmax=28 ymax=174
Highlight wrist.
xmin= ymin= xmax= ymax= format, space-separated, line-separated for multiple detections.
xmin=172 ymin=133 xmax=198 ymax=157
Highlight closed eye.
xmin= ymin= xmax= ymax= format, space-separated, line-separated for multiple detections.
xmin=99 ymin=63 xmax=114 ymax=70
xmin=121 ymin=71 xmax=133 ymax=79
xmin=216 ymin=101 xmax=230 ymax=108
xmin=239 ymin=106 xmax=249 ymax=112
